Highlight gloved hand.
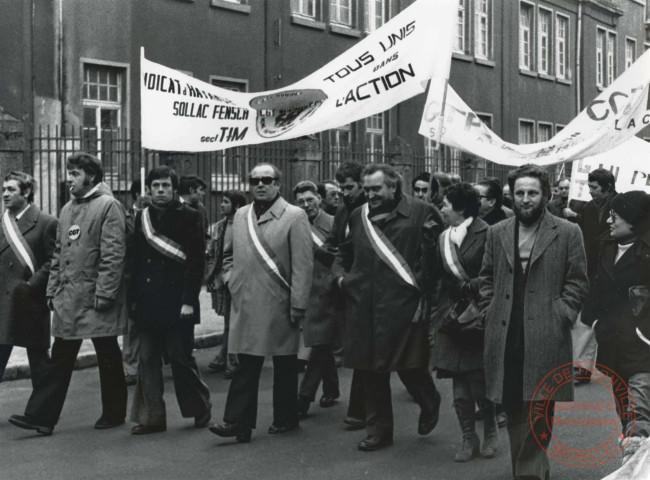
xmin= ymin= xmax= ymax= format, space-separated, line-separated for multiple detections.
xmin=94 ymin=296 xmax=115 ymax=312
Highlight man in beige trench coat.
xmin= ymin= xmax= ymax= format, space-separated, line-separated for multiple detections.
xmin=479 ymin=164 xmax=588 ymax=480
xmin=210 ymin=163 xmax=313 ymax=443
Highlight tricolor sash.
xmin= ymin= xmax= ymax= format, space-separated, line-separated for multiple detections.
xmin=246 ymin=207 xmax=291 ymax=291
xmin=311 ymin=226 xmax=326 ymax=247
xmin=141 ymin=207 xmax=187 ymax=264
xmin=360 ymin=203 xmax=419 ymax=290
xmin=439 ymin=228 xmax=470 ymax=282
xmin=2 ymin=210 xmax=36 ymax=277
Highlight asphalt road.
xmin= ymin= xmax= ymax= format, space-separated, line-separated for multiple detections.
xmin=0 ymin=347 xmax=622 ymax=480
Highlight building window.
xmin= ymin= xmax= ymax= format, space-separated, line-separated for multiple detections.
xmin=474 ymin=0 xmax=491 ymax=59
xmin=364 ymin=0 xmax=385 ymax=32
xmin=538 ymin=8 xmax=551 ymax=74
xmin=323 ymin=124 xmax=352 ymax=175
xmin=556 ymin=15 xmax=568 ymax=79
xmin=293 ymin=0 xmax=320 ymax=19
xmin=519 ymin=3 xmax=533 ymax=70
xmin=596 ymin=29 xmax=605 ymax=87
xmin=365 ymin=113 xmax=385 ymax=161
xmin=519 ymin=120 xmax=534 ymax=144
xmin=625 ymin=38 xmax=636 ymax=70
xmin=538 ymin=122 xmax=552 ymax=143
xmin=455 ymin=0 xmax=467 ymax=54
xmin=607 ymin=32 xmax=616 ymax=85
xmin=330 ymin=0 xmax=353 ymax=26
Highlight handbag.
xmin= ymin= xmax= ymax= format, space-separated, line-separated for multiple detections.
xmin=438 ymin=291 xmax=484 ymax=342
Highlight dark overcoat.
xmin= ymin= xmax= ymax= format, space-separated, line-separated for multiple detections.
xmin=129 ymin=200 xmax=205 ymax=329
xmin=333 ymin=195 xmax=439 ymax=372
xmin=479 ymin=212 xmax=589 ymax=403
xmin=303 ymin=210 xmax=340 ymax=347
xmin=583 ymin=237 xmax=650 ymax=381
xmin=0 ymin=205 xmax=57 ymax=348
xmin=430 ymin=217 xmax=488 ymax=374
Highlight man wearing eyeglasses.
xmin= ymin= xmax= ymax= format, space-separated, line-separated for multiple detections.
xmin=210 ymin=163 xmax=313 ymax=443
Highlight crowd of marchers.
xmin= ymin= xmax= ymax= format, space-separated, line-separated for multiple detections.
xmin=1 ymin=153 xmax=649 ymax=480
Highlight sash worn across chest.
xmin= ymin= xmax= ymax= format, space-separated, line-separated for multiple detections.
xmin=439 ymin=228 xmax=470 ymax=282
xmin=141 ymin=207 xmax=187 ymax=264
xmin=311 ymin=225 xmax=326 ymax=247
xmin=1 ymin=211 xmax=37 ymax=277
xmin=360 ymin=203 xmax=419 ymax=290
xmin=246 ymin=206 xmax=291 ymax=291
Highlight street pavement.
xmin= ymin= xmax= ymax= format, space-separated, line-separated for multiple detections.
xmin=0 ymin=350 xmax=623 ymax=480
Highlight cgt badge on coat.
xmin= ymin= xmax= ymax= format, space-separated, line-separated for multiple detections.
xmin=68 ymin=225 xmax=81 ymax=240
xmin=530 ymin=361 xmax=637 ymax=469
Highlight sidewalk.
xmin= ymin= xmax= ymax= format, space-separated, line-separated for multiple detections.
xmin=2 ymin=289 xmax=224 ymax=382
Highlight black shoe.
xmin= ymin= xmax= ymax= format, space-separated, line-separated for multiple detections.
xmin=268 ymin=422 xmax=298 ymax=434
xmin=574 ymin=367 xmax=592 ymax=385
xmin=298 ymin=397 xmax=311 ymax=417
xmin=124 ymin=374 xmax=137 ymax=386
xmin=343 ymin=416 xmax=366 ymax=430
xmin=94 ymin=417 xmax=125 ymax=430
xmin=357 ymin=435 xmax=393 ymax=452
xmin=418 ymin=389 xmax=441 ymax=435
xmin=194 ymin=407 xmax=212 ymax=428
xmin=209 ymin=422 xmax=252 ymax=443
xmin=8 ymin=414 xmax=53 ymax=436
xmin=319 ymin=394 xmax=339 ymax=408
xmin=496 ymin=412 xmax=508 ymax=428
xmin=131 ymin=424 xmax=166 ymax=435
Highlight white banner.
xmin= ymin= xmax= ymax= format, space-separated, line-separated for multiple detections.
xmin=419 ymin=49 xmax=650 ymax=167
xmin=141 ymin=0 xmax=456 ymax=152
xmin=569 ymin=137 xmax=650 ymax=202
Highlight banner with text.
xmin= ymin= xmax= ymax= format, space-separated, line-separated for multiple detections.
xmin=141 ymin=0 xmax=456 ymax=152
xmin=419 ymin=48 xmax=650 ymax=167
xmin=569 ymin=137 xmax=650 ymax=202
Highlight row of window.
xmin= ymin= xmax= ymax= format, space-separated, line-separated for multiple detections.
xmin=293 ymin=0 xmax=389 ymax=32
xmin=518 ymin=119 xmax=564 ymax=145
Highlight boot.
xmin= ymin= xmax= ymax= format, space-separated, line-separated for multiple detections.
xmin=453 ymin=399 xmax=480 ymax=462
xmin=477 ymin=399 xmax=499 ymax=458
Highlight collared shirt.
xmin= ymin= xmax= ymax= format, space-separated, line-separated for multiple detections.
xmin=14 ymin=204 xmax=31 ymax=220
xmin=449 ymin=216 xmax=473 ymax=248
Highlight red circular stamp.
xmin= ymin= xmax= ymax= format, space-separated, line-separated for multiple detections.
xmin=529 ymin=360 xmax=636 ymax=468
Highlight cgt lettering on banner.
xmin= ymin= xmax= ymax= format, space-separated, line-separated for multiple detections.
xmin=336 ymin=64 xmax=416 ymax=107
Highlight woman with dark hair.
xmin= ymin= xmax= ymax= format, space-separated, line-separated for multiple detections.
xmin=429 ymin=183 xmax=497 ymax=462
xmin=206 ymin=190 xmax=248 ymax=378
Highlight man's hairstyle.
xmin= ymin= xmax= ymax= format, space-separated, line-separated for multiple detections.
xmin=317 ymin=180 xmax=337 ymax=198
xmin=361 ymin=163 xmax=402 ymax=192
xmin=477 ymin=177 xmax=503 ymax=209
xmin=129 ymin=179 xmax=141 ymax=201
xmin=292 ymin=180 xmax=319 ymax=198
xmin=588 ymin=168 xmax=616 ymax=194
xmin=444 ymin=183 xmax=480 ymax=218
xmin=507 ymin=164 xmax=551 ymax=200
xmin=335 ymin=162 xmax=364 ymax=184
xmin=430 ymin=171 xmax=451 ymax=199
xmin=223 ymin=189 xmax=247 ymax=211
xmin=250 ymin=163 xmax=282 ymax=182
xmin=178 ymin=175 xmax=207 ymax=195
xmin=66 ymin=152 xmax=103 ymax=185
xmin=450 ymin=173 xmax=462 ymax=185
xmin=411 ymin=172 xmax=431 ymax=190
xmin=4 ymin=171 xmax=36 ymax=203
xmin=555 ymin=177 xmax=570 ymax=187
xmin=146 ymin=165 xmax=179 ymax=190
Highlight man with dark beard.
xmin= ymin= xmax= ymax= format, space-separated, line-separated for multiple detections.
xmin=479 ymin=164 xmax=588 ymax=480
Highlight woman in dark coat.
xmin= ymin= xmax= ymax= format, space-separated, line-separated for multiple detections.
xmin=206 ymin=190 xmax=247 ymax=377
xmin=582 ymin=191 xmax=650 ymax=463
xmin=429 ymin=183 xmax=496 ymax=462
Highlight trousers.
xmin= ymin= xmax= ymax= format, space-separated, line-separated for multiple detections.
xmin=505 ymin=401 xmax=554 ymax=480
xmin=224 ymin=354 xmax=298 ymax=429
xmin=25 ymin=336 xmax=127 ymax=427
xmin=130 ymin=322 xmax=211 ymax=427
xmin=0 ymin=344 xmax=49 ymax=386
xmin=299 ymin=344 xmax=340 ymax=401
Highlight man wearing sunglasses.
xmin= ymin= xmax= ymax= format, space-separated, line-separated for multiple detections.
xmin=412 ymin=172 xmax=430 ymax=202
xmin=210 ymin=163 xmax=313 ymax=443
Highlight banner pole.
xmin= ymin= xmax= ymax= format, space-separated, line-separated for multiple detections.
xmin=435 ymin=79 xmax=449 ymax=152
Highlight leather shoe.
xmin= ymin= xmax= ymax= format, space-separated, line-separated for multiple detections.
xmin=343 ymin=416 xmax=366 ymax=430
xmin=574 ymin=367 xmax=592 ymax=385
xmin=418 ymin=389 xmax=441 ymax=435
xmin=194 ymin=408 xmax=212 ymax=428
xmin=131 ymin=424 xmax=166 ymax=435
xmin=94 ymin=417 xmax=125 ymax=430
xmin=8 ymin=414 xmax=53 ymax=436
xmin=268 ymin=422 xmax=298 ymax=434
xmin=357 ymin=435 xmax=393 ymax=452
xmin=319 ymin=394 xmax=339 ymax=408
xmin=208 ymin=422 xmax=252 ymax=443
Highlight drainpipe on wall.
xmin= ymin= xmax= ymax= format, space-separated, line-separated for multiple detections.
xmin=57 ymin=0 xmax=65 ymax=131
xmin=576 ymin=0 xmax=583 ymax=114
